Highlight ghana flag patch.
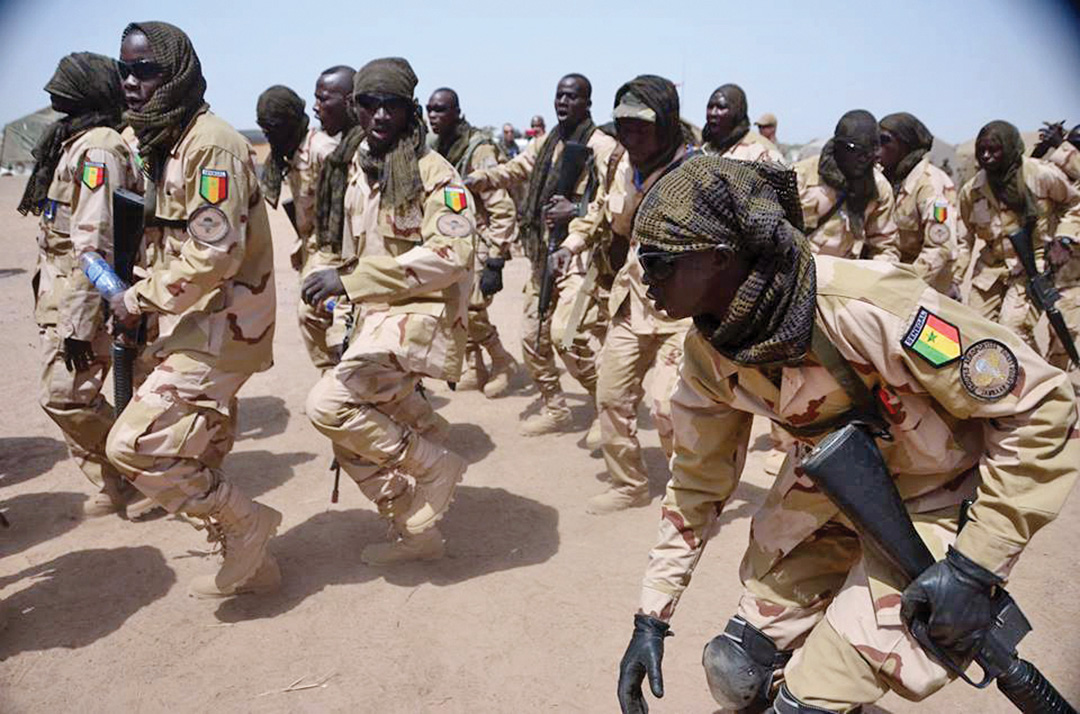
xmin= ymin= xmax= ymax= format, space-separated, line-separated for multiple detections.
xmin=82 ymin=161 xmax=106 ymax=190
xmin=443 ymin=186 xmax=468 ymax=213
xmin=902 ymin=307 xmax=961 ymax=367
xmin=199 ymin=169 xmax=228 ymax=205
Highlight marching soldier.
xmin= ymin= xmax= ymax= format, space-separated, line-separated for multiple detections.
xmin=702 ymin=84 xmax=785 ymax=163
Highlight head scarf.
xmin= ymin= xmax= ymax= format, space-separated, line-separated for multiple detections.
xmin=634 ymin=155 xmax=816 ymax=366
xmin=1068 ymin=124 xmax=1080 ymax=152
xmin=438 ymin=119 xmax=476 ymax=173
xmin=353 ymin=57 xmax=427 ymax=210
xmin=18 ymin=52 xmax=125 ymax=216
xmin=256 ymin=85 xmax=309 ymax=207
xmin=702 ymin=83 xmax=750 ymax=155
xmin=817 ymin=109 xmax=879 ymax=215
xmin=879 ymin=112 xmax=933 ymax=189
xmin=977 ymin=120 xmax=1037 ymax=225
xmin=121 ymin=22 xmax=207 ymax=179
xmin=314 ymin=123 xmax=365 ymax=251
xmin=613 ymin=75 xmax=684 ymax=175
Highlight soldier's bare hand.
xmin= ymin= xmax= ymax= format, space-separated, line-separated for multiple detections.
xmin=302 ymin=268 xmax=345 ymax=307
xmin=548 ymin=247 xmax=573 ymax=276
xmin=290 ymin=250 xmax=304 ymax=272
xmin=543 ymin=195 xmax=577 ymax=228
xmin=62 ymin=338 xmax=95 ymax=373
xmin=108 ymin=292 xmax=139 ymax=331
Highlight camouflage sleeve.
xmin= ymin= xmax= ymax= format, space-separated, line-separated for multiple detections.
xmin=563 ymin=140 xmax=619 ymax=255
xmin=639 ymin=330 xmax=753 ymax=621
xmin=1040 ymin=163 xmax=1080 ymax=241
xmin=293 ymin=143 xmax=319 ymax=242
xmin=911 ymin=176 xmax=959 ymax=286
xmin=130 ymin=144 xmax=252 ymax=315
xmin=823 ymin=283 xmax=1078 ymax=578
xmin=954 ymin=182 xmax=977 ymax=285
xmin=468 ymin=134 xmax=538 ymax=192
xmin=471 ymin=145 xmax=517 ymax=259
xmin=339 ymin=181 xmax=475 ymax=302
xmin=863 ymin=179 xmax=902 ymax=262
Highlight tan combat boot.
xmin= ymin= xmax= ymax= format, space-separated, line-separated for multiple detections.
xmin=482 ymin=339 xmax=519 ymax=398
xmin=397 ymin=436 xmax=467 ymax=535
xmin=360 ymin=527 xmax=445 ymax=566
xmin=185 ymin=482 xmax=283 ymax=598
xmin=584 ymin=417 xmax=603 ymax=451
xmin=456 ymin=346 xmax=487 ymax=391
xmin=519 ymin=394 xmax=573 ymax=436
xmin=585 ymin=487 xmax=651 ymax=515
xmin=125 ymin=493 xmax=165 ymax=521
xmin=82 ymin=474 xmax=130 ymax=517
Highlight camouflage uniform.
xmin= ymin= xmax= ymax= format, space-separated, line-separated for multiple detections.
xmin=893 ymin=157 xmax=958 ymax=294
xmin=956 ymin=156 xmax=1080 ymax=367
xmin=794 ymin=155 xmax=901 ymax=262
xmin=638 ymin=257 xmax=1078 ymax=710
xmin=469 ymin=127 xmax=618 ymax=423
xmin=1045 ymin=140 xmax=1080 ymax=186
xmin=305 ymin=146 xmax=473 ymax=541
xmin=703 ymin=129 xmax=786 ymax=164
xmin=290 ymin=128 xmax=342 ymax=372
xmin=35 ymin=126 xmax=141 ymax=500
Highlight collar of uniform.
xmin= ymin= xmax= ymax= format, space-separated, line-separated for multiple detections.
xmin=802 ymin=154 xmax=824 ymax=188
xmin=59 ymin=125 xmax=93 ymax=149
xmin=169 ymin=105 xmax=211 ymax=158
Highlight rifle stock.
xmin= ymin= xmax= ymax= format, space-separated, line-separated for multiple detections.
xmin=112 ymin=188 xmax=145 ymax=416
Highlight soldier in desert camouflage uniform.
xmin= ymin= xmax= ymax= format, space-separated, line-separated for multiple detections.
xmin=702 ymin=83 xmax=785 ymax=164
xmin=302 ymin=58 xmax=474 ymax=565
xmin=104 ymin=22 xmax=281 ymax=599
xmin=17 ymin=52 xmax=153 ymax=519
xmin=616 ymin=155 xmax=1078 ymax=713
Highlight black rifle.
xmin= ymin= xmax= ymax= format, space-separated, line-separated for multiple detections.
xmin=282 ymin=199 xmax=298 ymax=233
xmin=800 ymin=423 xmax=1075 ymax=713
xmin=112 ymin=188 xmax=145 ymax=416
xmin=1008 ymin=226 xmax=1079 ymax=368
xmin=535 ymin=141 xmax=591 ymax=349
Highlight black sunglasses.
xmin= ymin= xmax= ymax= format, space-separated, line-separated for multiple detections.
xmin=355 ymin=93 xmax=410 ymax=113
xmin=837 ymin=139 xmax=876 ymax=155
xmin=118 ymin=59 xmax=165 ymax=81
xmin=638 ymin=250 xmax=692 ymax=282
xmin=879 ymin=133 xmax=895 ymax=146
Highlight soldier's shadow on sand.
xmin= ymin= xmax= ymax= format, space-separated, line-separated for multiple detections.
xmin=0 ymin=492 xmax=85 ymax=559
xmin=213 ymin=485 xmax=559 ymax=623
xmin=0 ymin=546 xmax=175 ymax=661
xmin=0 ymin=267 xmax=26 ymax=279
xmin=226 ymin=449 xmax=316 ymax=500
xmin=0 ymin=436 xmax=69 ymax=489
xmin=236 ymin=396 xmax=290 ymax=441
xmin=446 ymin=423 xmax=495 ymax=464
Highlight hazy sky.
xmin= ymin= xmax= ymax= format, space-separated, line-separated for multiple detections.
xmin=1 ymin=0 xmax=1079 ymax=145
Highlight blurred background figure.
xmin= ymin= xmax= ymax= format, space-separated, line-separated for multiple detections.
xmin=755 ymin=111 xmax=778 ymax=144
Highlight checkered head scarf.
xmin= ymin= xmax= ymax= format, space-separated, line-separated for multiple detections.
xmin=634 ymin=154 xmax=817 ymax=365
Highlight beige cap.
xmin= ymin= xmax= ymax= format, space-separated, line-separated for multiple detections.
xmin=612 ymin=91 xmax=656 ymax=122
xmin=755 ymin=112 xmax=777 ymax=127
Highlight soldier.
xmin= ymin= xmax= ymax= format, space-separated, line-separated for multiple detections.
xmin=755 ymin=112 xmax=778 ymax=145
xmin=702 ymin=84 xmax=785 ymax=163
xmin=500 ymin=122 xmax=521 ymax=160
xmin=16 ymin=52 xmax=149 ymax=518
xmin=794 ymin=110 xmax=900 ymax=261
xmin=877 ymin=112 xmax=958 ymax=294
xmin=529 ymin=114 xmax=546 ymax=140
xmin=427 ymin=87 xmax=520 ymax=397
xmin=956 ymin=120 xmax=1080 ymax=390
xmin=1031 ymin=120 xmax=1080 ymax=186
xmin=104 ymin=21 xmax=281 ymax=598
xmin=302 ymin=58 xmax=473 ymax=565
xmin=616 ymin=155 xmax=1079 ymax=713
xmin=466 ymin=74 xmax=618 ymax=437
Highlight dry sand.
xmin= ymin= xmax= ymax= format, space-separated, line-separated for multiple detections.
xmin=0 ymin=175 xmax=1076 ymax=713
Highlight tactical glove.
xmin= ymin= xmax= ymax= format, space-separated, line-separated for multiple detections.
xmin=62 ymin=337 xmax=95 ymax=372
xmin=901 ymin=546 xmax=1002 ymax=657
xmin=479 ymin=257 xmax=505 ymax=297
xmin=618 ymin=614 xmax=672 ymax=714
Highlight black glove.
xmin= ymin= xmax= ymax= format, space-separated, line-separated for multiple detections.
xmin=901 ymin=546 xmax=1002 ymax=657
xmin=479 ymin=257 xmax=505 ymax=297
xmin=62 ymin=337 xmax=95 ymax=372
xmin=301 ymin=268 xmax=345 ymax=307
xmin=618 ymin=614 xmax=672 ymax=714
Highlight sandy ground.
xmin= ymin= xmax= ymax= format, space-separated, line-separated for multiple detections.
xmin=0 ymin=174 xmax=1077 ymax=714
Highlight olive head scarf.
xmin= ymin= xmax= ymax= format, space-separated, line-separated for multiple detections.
xmin=702 ymin=83 xmax=750 ymax=155
xmin=634 ymin=155 xmax=816 ymax=366
xmin=879 ymin=112 xmax=934 ymax=189
xmin=977 ymin=120 xmax=1037 ymax=225
xmin=256 ymin=85 xmax=309 ymax=207
xmin=121 ymin=21 xmax=207 ymax=179
xmin=818 ymin=109 xmax=880 ymax=215
xmin=18 ymin=52 xmax=125 ymax=215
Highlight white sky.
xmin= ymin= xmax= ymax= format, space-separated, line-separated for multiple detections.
xmin=1 ymin=0 xmax=1079 ymax=145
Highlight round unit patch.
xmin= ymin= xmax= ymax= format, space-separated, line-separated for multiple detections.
xmin=436 ymin=213 xmax=472 ymax=238
xmin=960 ymin=339 xmax=1018 ymax=401
xmin=928 ymin=223 xmax=950 ymax=243
xmin=188 ymin=205 xmax=230 ymax=244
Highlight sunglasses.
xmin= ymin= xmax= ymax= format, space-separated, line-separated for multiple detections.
xmin=638 ymin=250 xmax=694 ymax=282
xmin=118 ymin=59 xmax=165 ymax=81
xmin=355 ymin=93 xmax=410 ymax=113
xmin=879 ymin=133 xmax=895 ymax=146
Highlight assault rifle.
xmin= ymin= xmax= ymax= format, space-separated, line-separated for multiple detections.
xmin=111 ymin=188 xmax=145 ymax=415
xmin=1007 ymin=226 xmax=1079 ymax=368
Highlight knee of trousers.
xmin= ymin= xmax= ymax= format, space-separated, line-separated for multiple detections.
xmin=703 ymin=615 xmax=790 ymax=711
xmin=104 ymin=420 xmax=139 ymax=480
xmin=305 ymin=374 xmax=350 ymax=434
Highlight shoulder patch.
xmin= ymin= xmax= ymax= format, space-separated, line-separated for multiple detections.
xmin=960 ymin=339 xmax=1018 ymax=401
xmin=436 ymin=213 xmax=473 ymax=238
xmin=188 ymin=205 xmax=230 ymax=244
xmin=932 ymin=199 xmax=948 ymax=223
xmin=901 ymin=307 xmax=961 ymax=367
xmin=199 ymin=169 xmax=229 ymax=205
xmin=82 ymin=162 xmax=106 ymax=190
xmin=928 ymin=223 xmax=950 ymax=244
xmin=443 ymin=186 xmax=468 ymax=213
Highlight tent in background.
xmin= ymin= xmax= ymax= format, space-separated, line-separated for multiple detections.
xmin=1 ymin=107 xmax=62 ymax=173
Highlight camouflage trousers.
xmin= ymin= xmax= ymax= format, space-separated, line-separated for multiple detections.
xmin=306 ymin=348 xmax=446 ymax=519
xmin=467 ymin=251 xmax=501 ymax=352
xmin=39 ymin=324 xmax=122 ymax=488
xmin=735 ymin=508 xmax=958 ymax=710
xmin=1046 ymin=285 xmax=1080 ymax=398
xmin=968 ymin=270 xmax=1040 ymax=352
xmin=297 ymin=248 xmax=343 ymax=373
xmin=106 ymin=352 xmax=246 ymax=514
xmin=595 ymin=312 xmax=686 ymax=493
xmin=521 ymin=269 xmax=608 ymax=403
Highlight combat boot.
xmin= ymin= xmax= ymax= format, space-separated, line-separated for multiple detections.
xmin=189 ymin=554 xmax=282 ymax=599
xmin=185 ymin=482 xmax=282 ymax=597
xmin=586 ymin=487 xmax=650 ymax=515
xmin=82 ymin=474 xmax=130 ymax=517
xmin=125 ymin=493 xmax=165 ymax=521
xmin=360 ymin=527 xmax=445 ymax=565
xmin=584 ymin=417 xmax=603 ymax=451
xmin=456 ymin=346 xmax=487 ymax=391
xmin=482 ymin=339 xmax=519 ymax=398
xmin=519 ymin=394 xmax=573 ymax=436
xmin=397 ymin=436 xmax=467 ymax=534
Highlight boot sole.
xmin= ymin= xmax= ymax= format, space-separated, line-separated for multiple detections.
xmin=189 ymin=556 xmax=282 ymax=599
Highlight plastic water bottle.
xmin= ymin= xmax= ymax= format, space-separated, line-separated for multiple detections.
xmin=80 ymin=252 xmax=128 ymax=299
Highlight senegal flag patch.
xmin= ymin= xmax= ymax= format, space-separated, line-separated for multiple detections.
xmin=902 ymin=307 xmax=961 ymax=367
xmin=82 ymin=161 xmax=106 ymax=190
xmin=932 ymin=199 xmax=948 ymax=223
xmin=199 ymin=169 xmax=228 ymax=205
xmin=443 ymin=186 xmax=468 ymax=213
